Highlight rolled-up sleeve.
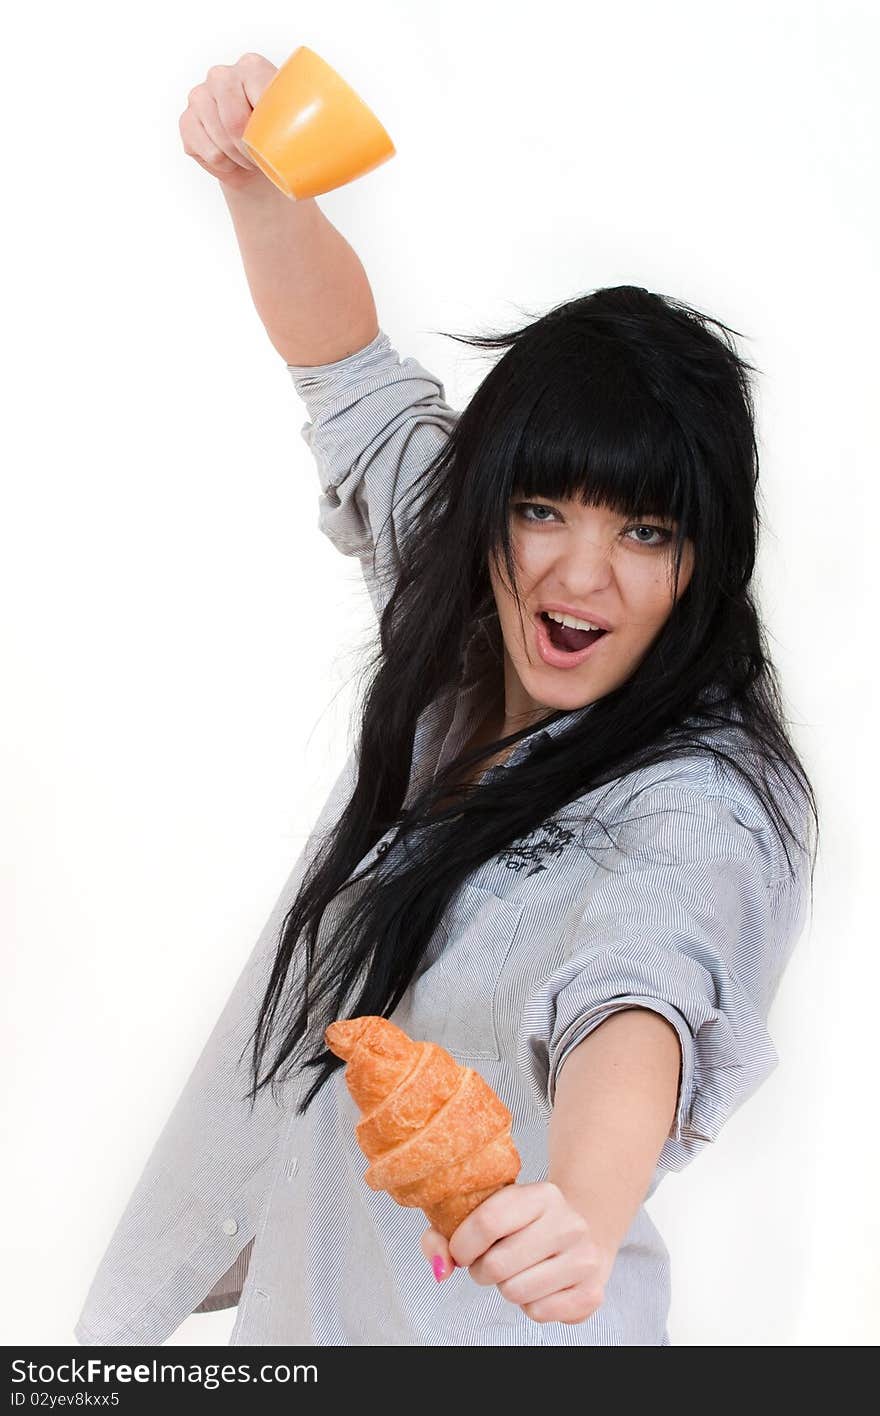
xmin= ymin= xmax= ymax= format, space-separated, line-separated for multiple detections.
xmin=517 ymin=784 xmax=808 ymax=1174
xmin=286 ymin=330 xmax=458 ymax=620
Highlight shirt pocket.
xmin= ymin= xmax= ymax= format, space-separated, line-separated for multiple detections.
xmin=395 ymin=881 xmax=526 ymax=1061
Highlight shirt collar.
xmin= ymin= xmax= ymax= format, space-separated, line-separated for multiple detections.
xmin=502 ymin=699 xmax=596 ymax=768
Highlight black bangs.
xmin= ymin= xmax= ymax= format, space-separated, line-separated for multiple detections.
xmin=495 ymin=353 xmax=689 ymax=526
xmin=433 ymin=283 xmax=767 ymax=552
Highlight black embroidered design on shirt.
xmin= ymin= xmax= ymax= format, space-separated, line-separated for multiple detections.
xmin=499 ymin=821 xmax=576 ymax=876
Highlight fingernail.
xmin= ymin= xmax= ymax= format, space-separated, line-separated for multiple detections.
xmin=431 ymin=1254 xmax=446 ymax=1281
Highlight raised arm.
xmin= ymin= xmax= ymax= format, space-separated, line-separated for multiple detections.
xmin=220 ymin=179 xmax=380 ymax=367
xmin=180 ymin=52 xmax=380 ymax=364
xmin=180 ymin=53 xmax=458 ymax=621
xmin=220 ymin=146 xmax=458 ymax=624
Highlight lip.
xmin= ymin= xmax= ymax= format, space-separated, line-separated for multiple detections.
xmin=535 ymin=602 xmax=613 ymax=632
xmin=533 ymin=611 xmax=610 ymax=670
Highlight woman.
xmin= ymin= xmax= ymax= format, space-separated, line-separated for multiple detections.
xmin=74 ymin=53 xmax=817 ymax=1347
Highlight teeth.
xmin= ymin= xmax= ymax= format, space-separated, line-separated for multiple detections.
xmin=544 ymin=610 xmax=606 ymax=633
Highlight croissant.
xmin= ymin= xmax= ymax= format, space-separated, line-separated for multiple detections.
xmin=325 ymin=1015 xmax=521 ymax=1239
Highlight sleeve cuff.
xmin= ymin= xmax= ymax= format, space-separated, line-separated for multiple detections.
xmin=549 ymin=997 xmax=697 ymax=1144
xmin=285 ymin=329 xmax=392 ymax=384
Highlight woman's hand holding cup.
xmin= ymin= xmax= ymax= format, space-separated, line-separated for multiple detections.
xmin=178 ymin=52 xmax=278 ymax=192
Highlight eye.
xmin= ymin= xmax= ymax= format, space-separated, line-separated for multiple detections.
xmin=512 ymin=501 xmax=559 ymax=524
xmin=624 ymin=523 xmax=675 ymax=547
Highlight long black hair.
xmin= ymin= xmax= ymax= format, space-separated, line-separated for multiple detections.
xmin=243 ymin=283 xmax=818 ymax=1115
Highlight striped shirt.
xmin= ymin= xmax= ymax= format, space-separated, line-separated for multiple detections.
xmin=73 ymin=330 xmax=811 ymax=1347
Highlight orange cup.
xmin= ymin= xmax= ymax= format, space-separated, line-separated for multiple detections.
xmin=241 ymin=45 xmax=396 ymax=200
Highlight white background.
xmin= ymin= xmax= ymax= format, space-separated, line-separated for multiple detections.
xmin=2 ymin=0 xmax=876 ymax=1347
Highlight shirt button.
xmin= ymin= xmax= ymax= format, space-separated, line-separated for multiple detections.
xmin=222 ymin=1217 xmax=238 ymax=1236
xmin=285 ymin=1156 xmax=299 ymax=1179
xmin=377 ymin=840 xmax=391 ymax=857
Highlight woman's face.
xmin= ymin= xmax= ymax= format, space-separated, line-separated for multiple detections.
xmin=488 ymin=495 xmax=695 ymax=728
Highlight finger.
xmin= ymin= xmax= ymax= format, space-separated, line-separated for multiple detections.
xmin=178 ymin=107 xmax=237 ymax=179
xmin=495 ymin=1253 xmax=586 ymax=1306
xmin=468 ymin=1215 xmax=562 ymax=1286
xmin=179 ymin=106 xmax=244 ymax=180
xmin=419 ymin=1227 xmax=456 ymax=1281
xmin=237 ymin=52 xmax=278 ymax=110
xmin=211 ymin=72 xmax=261 ymax=164
xmin=190 ymin=85 xmax=253 ymax=172
xmin=521 ymin=1280 xmax=605 ymax=1326
xmin=448 ymin=1183 xmax=546 ymax=1268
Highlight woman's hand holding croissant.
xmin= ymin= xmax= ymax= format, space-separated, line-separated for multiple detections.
xmin=420 ymin=1179 xmax=615 ymax=1327
xmin=324 ymin=1015 xmax=614 ymax=1325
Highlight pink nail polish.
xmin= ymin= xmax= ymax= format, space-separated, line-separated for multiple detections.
xmin=431 ymin=1254 xmax=446 ymax=1281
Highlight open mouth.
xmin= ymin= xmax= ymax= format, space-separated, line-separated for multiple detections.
xmin=539 ymin=610 xmax=608 ymax=653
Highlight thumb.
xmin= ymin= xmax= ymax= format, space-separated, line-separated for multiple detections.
xmin=419 ymin=1225 xmax=457 ymax=1280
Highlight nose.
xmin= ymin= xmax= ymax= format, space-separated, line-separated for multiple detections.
xmin=551 ymin=532 xmax=615 ymax=598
